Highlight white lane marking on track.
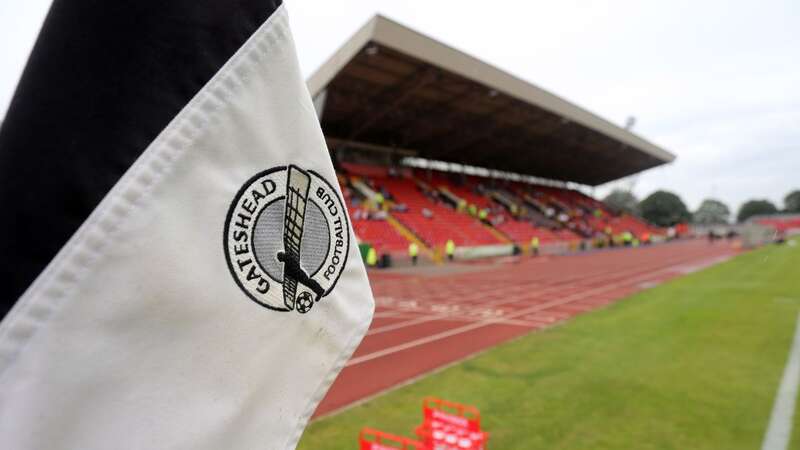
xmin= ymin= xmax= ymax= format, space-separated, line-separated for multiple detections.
xmin=673 ymin=255 xmax=732 ymax=274
xmin=367 ymin=248 xmax=719 ymax=336
xmin=346 ymin=254 xmax=710 ymax=367
xmin=352 ymin=246 xmax=739 ymax=366
xmin=761 ymin=312 xmax=800 ymax=450
xmin=367 ymin=254 xmax=688 ymax=335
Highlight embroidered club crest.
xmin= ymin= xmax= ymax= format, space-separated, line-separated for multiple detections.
xmin=224 ymin=165 xmax=350 ymax=313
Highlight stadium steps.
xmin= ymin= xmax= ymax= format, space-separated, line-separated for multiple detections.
xmin=482 ymin=221 xmax=513 ymax=244
xmin=384 ymin=213 xmax=439 ymax=262
xmin=350 ymin=178 xmax=379 ymax=202
xmin=489 ymin=190 xmax=521 ymax=215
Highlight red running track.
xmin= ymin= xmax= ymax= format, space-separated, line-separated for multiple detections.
xmin=313 ymin=239 xmax=739 ymax=418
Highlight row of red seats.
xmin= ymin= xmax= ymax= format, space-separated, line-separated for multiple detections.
xmin=495 ymin=218 xmax=571 ymax=244
xmin=421 ymin=173 xmax=590 ymax=244
xmin=419 ymin=171 xmax=493 ymax=210
xmin=348 ymin=208 xmax=410 ymax=252
xmin=338 ymin=163 xmax=662 ymax=250
xmin=756 ymin=217 xmax=800 ymax=232
xmin=379 ymin=176 xmax=501 ymax=247
xmin=340 ymin=176 xmax=412 ymax=253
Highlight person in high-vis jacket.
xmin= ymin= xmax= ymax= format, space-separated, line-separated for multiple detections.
xmin=445 ymin=239 xmax=456 ymax=262
xmin=530 ymin=236 xmax=540 ymax=256
xmin=623 ymin=231 xmax=633 ymax=246
xmin=366 ymin=247 xmax=378 ymax=267
xmin=408 ymin=242 xmax=419 ymax=266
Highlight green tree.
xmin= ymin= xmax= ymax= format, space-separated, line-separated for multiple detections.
xmin=603 ymin=189 xmax=639 ymax=215
xmin=639 ymin=190 xmax=691 ymax=227
xmin=784 ymin=190 xmax=800 ymax=213
xmin=693 ymin=199 xmax=731 ymax=225
xmin=737 ymin=199 xmax=778 ymax=223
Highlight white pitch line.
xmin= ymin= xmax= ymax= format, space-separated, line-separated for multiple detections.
xmin=761 ymin=312 xmax=800 ymax=450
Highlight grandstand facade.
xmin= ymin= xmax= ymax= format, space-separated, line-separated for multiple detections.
xmin=308 ymin=15 xmax=675 ymax=263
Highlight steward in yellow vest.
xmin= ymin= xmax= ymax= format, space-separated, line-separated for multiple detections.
xmin=408 ymin=242 xmax=419 ymax=265
xmin=530 ymin=236 xmax=540 ymax=256
xmin=445 ymin=239 xmax=456 ymax=262
xmin=366 ymin=247 xmax=377 ymax=267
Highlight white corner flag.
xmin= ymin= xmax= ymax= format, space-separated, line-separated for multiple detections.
xmin=0 ymin=3 xmax=373 ymax=449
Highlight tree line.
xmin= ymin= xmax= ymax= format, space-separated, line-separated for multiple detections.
xmin=602 ymin=189 xmax=800 ymax=226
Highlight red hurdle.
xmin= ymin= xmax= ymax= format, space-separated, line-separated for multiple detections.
xmin=359 ymin=397 xmax=488 ymax=449
xmin=359 ymin=428 xmax=425 ymax=450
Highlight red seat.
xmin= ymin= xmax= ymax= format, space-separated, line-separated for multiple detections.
xmin=352 ymin=219 xmax=409 ymax=252
xmin=339 ymin=165 xmax=663 ymax=249
xmin=379 ymin=176 xmax=502 ymax=248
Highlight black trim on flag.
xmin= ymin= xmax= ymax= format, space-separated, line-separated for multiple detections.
xmin=0 ymin=0 xmax=283 ymax=319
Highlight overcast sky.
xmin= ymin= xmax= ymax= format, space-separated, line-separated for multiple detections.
xmin=1 ymin=0 xmax=798 ymax=212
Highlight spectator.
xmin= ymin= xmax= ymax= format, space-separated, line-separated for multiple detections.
xmin=422 ymin=208 xmax=433 ymax=219
xmin=623 ymin=231 xmax=633 ymax=246
xmin=530 ymin=236 xmax=539 ymax=256
xmin=445 ymin=239 xmax=456 ymax=262
xmin=491 ymin=215 xmax=505 ymax=226
xmin=366 ymin=247 xmax=377 ymax=267
xmin=408 ymin=242 xmax=419 ymax=265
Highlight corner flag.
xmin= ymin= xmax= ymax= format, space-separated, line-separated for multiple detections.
xmin=0 ymin=1 xmax=374 ymax=449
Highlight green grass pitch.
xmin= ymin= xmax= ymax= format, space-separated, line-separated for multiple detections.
xmin=299 ymin=238 xmax=800 ymax=449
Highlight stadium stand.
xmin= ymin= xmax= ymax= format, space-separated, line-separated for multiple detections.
xmin=342 ymin=164 xmax=503 ymax=249
xmin=340 ymin=170 xmax=410 ymax=253
xmin=310 ymin=16 xmax=675 ymax=262
xmin=339 ymin=162 xmax=662 ymax=257
xmin=753 ymin=215 xmax=800 ymax=233
xmin=350 ymin=218 xmax=409 ymax=253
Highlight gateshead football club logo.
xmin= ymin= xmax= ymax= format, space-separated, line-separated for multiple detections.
xmin=224 ymin=165 xmax=350 ymax=313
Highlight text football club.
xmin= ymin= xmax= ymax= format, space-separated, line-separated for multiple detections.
xmin=224 ymin=165 xmax=350 ymax=313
